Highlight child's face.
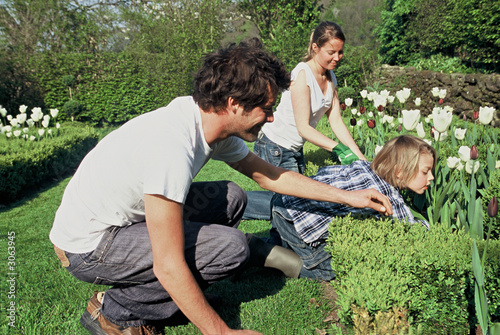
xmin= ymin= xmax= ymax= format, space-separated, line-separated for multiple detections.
xmin=407 ymin=153 xmax=434 ymax=194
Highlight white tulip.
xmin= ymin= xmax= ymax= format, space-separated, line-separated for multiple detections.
xmin=416 ymin=122 xmax=426 ymax=138
xmin=433 ymin=131 xmax=448 ymax=142
xmin=458 ymin=146 xmax=471 ymax=162
xmin=387 ymin=95 xmax=395 ymax=103
xmin=367 ymin=91 xmax=377 ymax=101
xmin=0 ymin=106 xmax=7 ymax=117
xmin=30 ymin=135 xmax=36 ymax=141
xmin=457 ymin=162 xmax=464 ymax=171
xmin=368 ymin=112 xmax=374 ymax=117
xmin=10 ymin=118 xmax=19 ymax=127
xmin=357 ymin=119 xmax=364 ymax=126
xmin=432 ymin=107 xmax=453 ymax=133
xmin=379 ymin=90 xmax=391 ymax=98
xmin=56 ymin=123 xmax=61 ymax=129
xmin=38 ymin=129 xmax=45 ymax=136
xmin=345 ymin=98 xmax=353 ymax=107
xmin=6 ymin=132 xmax=12 ymax=138
xmin=19 ymin=105 xmax=28 ymax=113
xmin=16 ymin=113 xmax=27 ymax=124
xmin=360 ymin=90 xmax=368 ymax=99
xmin=382 ymin=115 xmax=394 ymax=124
xmin=42 ymin=119 xmax=50 ymax=128
xmin=26 ymin=119 xmax=35 ymax=127
xmin=13 ymin=130 xmax=21 ymax=137
xmin=31 ymin=107 xmax=43 ymax=122
xmin=496 ymin=161 xmax=500 ymax=169
xmin=402 ymin=109 xmax=421 ymax=131
xmin=50 ymin=108 xmax=59 ymax=118
xmin=48 ymin=129 xmax=52 ymax=135
xmin=438 ymin=89 xmax=447 ymax=99
xmin=414 ymin=97 xmax=421 ymax=106
xmin=373 ymin=95 xmax=387 ymax=108
xmin=447 ymin=157 xmax=461 ymax=169
xmin=7 ymin=115 xmax=12 ymax=121
xmin=3 ymin=125 xmax=12 ymax=133
xmin=23 ymin=127 xmax=29 ymax=133
xmin=454 ymin=128 xmax=467 ymax=140
xmin=395 ymin=90 xmax=406 ymax=104
xmin=431 ymin=87 xmax=441 ymax=97
xmin=465 ymin=160 xmax=480 ymax=174
xmin=478 ymin=106 xmax=495 ymax=125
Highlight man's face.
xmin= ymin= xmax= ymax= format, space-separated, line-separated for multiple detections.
xmin=232 ymin=98 xmax=275 ymax=142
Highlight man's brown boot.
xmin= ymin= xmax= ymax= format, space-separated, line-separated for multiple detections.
xmin=80 ymin=291 xmax=164 ymax=335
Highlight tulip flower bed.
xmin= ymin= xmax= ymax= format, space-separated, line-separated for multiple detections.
xmin=0 ymin=116 xmax=98 ymax=204
xmin=320 ymin=86 xmax=500 ymax=334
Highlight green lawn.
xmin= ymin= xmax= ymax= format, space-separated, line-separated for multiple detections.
xmin=0 ymin=119 xmax=343 ymax=334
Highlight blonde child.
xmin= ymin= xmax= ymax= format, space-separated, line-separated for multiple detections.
xmin=272 ymin=135 xmax=436 ymax=281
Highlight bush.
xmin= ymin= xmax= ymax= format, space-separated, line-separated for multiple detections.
xmin=326 ymin=215 xmax=500 ymax=333
xmin=482 ymin=168 xmax=500 ymax=239
xmin=0 ymin=123 xmax=98 ymax=204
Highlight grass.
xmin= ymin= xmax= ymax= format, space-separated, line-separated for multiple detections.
xmin=0 ymin=119 xmax=343 ymax=334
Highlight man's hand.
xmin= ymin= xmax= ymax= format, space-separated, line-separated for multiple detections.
xmin=343 ymin=189 xmax=393 ymax=216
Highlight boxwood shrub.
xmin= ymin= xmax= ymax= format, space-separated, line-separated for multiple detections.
xmin=0 ymin=123 xmax=98 ymax=204
xmin=326 ymin=215 xmax=500 ymax=334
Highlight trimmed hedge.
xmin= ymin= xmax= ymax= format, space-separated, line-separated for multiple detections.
xmin=326 ymin=215 xmax=500 ymax=334
xmin=0 ymin=124 xmax=98 ymax=204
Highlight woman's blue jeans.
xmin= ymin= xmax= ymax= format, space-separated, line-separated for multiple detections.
xmin=242 ymin=132 xmax=305 ymax=221
xmin=271 ymin=195 xmax=335 ymax=281
xmin=59 ymin=181 xmax=249 ymax=326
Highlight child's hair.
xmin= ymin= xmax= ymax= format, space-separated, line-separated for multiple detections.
xmin=371 ymin=135 xmax=437 ymax=190
xmin=303 ymin=21 xmax=345 ymax=63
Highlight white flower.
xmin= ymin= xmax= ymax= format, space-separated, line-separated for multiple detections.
xmin=43 ymin=114 xmax=50 ymax=122
xmin=367 ymin=91 xmax=377 ymax=101
xmin=431 ymin=87 xmax=441 ymax=97
xmin=414 ymin=97 xmax=421 ymax=106
xmin=29 ymin=135 xmax=36 ymax=141
xmin=457 ymin=162 xmax=464 ymax=171
xmin=432 ymin=107 xmax=453 ymax=133
xmin=345 ymin=98 xmax=353 ymax=107
xmin=382 ymin=115 xmax=394 ymax=124
xmin=368 ymin=112 xmax=374 ymax=118
xmin=433 ymin=130 xmax=448 ymax=142
xmin=438 ymin=89 xmax=447 ymax=99
xmin=3 ymin=125 xmax=12 ymax=133
xmin=402 ymin=87 xmax=411 ymax=100
xmin=402 ymin=109 xmax=421 ymax=131
xmin=7 ymin=115 xmax=12 ymax=121
xmin=357 ymin=119 xmax=364 ymax=126
xmin=351 ymin=109 xmax=358 ymax=115
xmin=13 ymin=130 xmax=21 ymax=137
xmin=10 ymin=118 xmax=19 ymax=127
xmin=374 ymin=145 xmax=384 ymax=156
xmin=396 ymin=90 xmax=406 ymax=104
xmin=42 ymin=119 xmax=50 ymax=128
xmin=16 ymin=113 xmax=27 ymax=124
xmin=50 ymin=108 xmax=59 ymax=118
xmin=31 ymin=107 xmax=43 ymax=122
xmin=387 ymin=95 xmax=395 ymax=103
xmin=48 ymin=129 xmax=52 ymax=135
xmin=458 ymin=146 xmax=471 ymax=162
xmin=23 ymin=127 xmax=29 ymax=134
xmin=0 ymin=106 xmax=7 ymax=117
xmin=379 ymin=90 xmax=391 ymax=98
xmin=360 ymin=90 xmax=368 ymax=99
xmin=373 ymin=95 xmax=387 ymax=108
xmin=496 ymin=161 xmax=500 ymax=169
xmin=416 ymin=122 xmax=426 ymax=138
xmin=478 ymin=106 xmax=495 ymax=125
xmin=465 ymin=160 xmax=480 ymax=174
xmin=447 ymin=157 xmax=461 ymax=169
xmin=56 ymin=123 xmax=60 ymax=129
xmin=454 ymin=128 xmax=467 ymax=140
xmin=6 ymin=132 xmax=12 ymax=138
xmin=444 ymin=105 xmax=454 ymax=113
xmin=19 ymin=105 xmax=28 ymax=113
xmin=38 ymin=129 xmax=45 ymax=136
xmin=26 ymin=119 xmax=35 ymax=127
xmin=22 ymin=134 xmax=28 ymax=139
xmin=424 ymin=117 xmax=430 ymax=123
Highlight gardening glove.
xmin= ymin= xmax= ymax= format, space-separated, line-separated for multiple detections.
xmin=331 ymin=143 xmax=359 ymax=165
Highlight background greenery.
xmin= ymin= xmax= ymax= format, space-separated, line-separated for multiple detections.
xmin=0 ymin=0 xmax=498 ymax=125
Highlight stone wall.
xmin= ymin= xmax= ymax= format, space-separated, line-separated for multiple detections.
xmin=372 ymin=65 xmax=500 ymax=125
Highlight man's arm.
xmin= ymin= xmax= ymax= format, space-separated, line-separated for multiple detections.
xmin=144 ymin=194 xmax=261 ymax=335
xmin=228 ymin=152 xmax=392 ymax=216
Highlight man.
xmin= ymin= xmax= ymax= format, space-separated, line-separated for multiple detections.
xmin=50 ymin=39 xmax=392 ymax=335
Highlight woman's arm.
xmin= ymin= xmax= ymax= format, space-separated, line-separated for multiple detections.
xmin=291 ymin=70 xmax=339 ymax=152
xmin=327 ymin=89 xmax=366 ymax=160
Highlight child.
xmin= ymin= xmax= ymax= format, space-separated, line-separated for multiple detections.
xmin=271 ymin=135 xmax=436 ymax=281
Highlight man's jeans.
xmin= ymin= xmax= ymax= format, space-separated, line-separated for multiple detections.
xmin=61 ymin=181 xmax=249 ymax=326
xmin=242 ymin=132 xmax=306 ymax=221
xmin=271 ymin=196 xmax=335 ymax=281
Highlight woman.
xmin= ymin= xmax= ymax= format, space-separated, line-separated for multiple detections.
xmin=243 ymin=21 xmax=365 ymax=221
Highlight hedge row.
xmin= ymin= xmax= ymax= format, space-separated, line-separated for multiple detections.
xmin=326 ymin=215 xmax=500 ymax=334
xmin=0 ymin=124 xmax=98 ymax=204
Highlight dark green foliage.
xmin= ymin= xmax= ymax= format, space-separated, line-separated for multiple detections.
xmin=377 ymin=0 xmax=500 ymax=72
xmin=482 ymin=169 xmax=500 ymax=239
xmin=326 ymin=215 xmax=500 ymax=333
xmin=0 ymin=124 xmax=98 ymax=204
xmin=62 ymin=100 xmax=84 ymax=120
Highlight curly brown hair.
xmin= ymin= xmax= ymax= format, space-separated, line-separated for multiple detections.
xmin=193 ymin=38 xmax=290 ymax=113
